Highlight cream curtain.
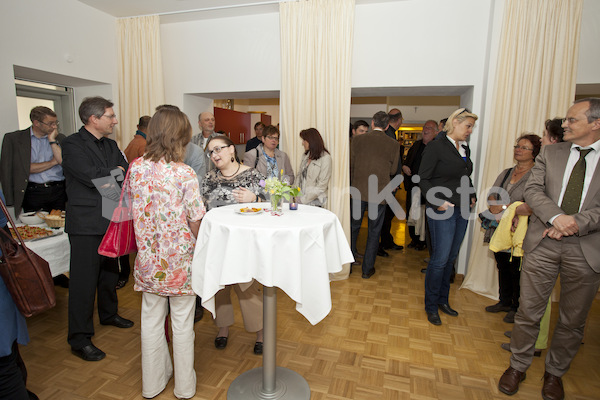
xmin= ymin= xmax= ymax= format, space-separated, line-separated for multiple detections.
xmin=461 ymin=0 xmax=583 ymax=298
xmin=117 ymin=15 xmax=165 ymax=149
xmin=279 ymin=0 xmax=355 ymax=280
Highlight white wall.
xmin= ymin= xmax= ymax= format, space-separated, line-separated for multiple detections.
xmin=160 ymin=12 xmax=281 ymax=107
xmin=0 ymin=0 xmax=118 ymax=142
xmin=577 ymin=0 xmax=600 ymax=84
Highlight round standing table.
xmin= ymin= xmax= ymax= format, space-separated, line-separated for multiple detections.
xmin=191 ymin=203 xmax=354 ymax=399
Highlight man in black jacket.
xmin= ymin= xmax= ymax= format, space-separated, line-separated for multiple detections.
xmin=61 ymin=97 xmax=133 ymax=362
xmin=403 ymin=120 xmax=437 ymax=250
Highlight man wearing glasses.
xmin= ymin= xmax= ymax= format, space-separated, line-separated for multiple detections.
xmin=61 ymin=97 xmax=133 ymax=362
xmin=1 ymin=106 xmax=66 ymax=218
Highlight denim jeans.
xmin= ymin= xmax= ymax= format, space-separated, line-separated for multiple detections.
xmin=424 ymin=206 xmax=468 ymax=314
xmin=351 ymin=200 xmax=386 ymax=275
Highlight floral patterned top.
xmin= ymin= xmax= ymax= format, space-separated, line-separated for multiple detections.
xmin=200 ymin=168 xmax=265 ymax=211
xmin=129 ymin=158 xmax=206 ymax=296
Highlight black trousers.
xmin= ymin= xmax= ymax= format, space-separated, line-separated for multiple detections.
xmin=22 ymin=183 xmax=67 ymax=212
xmin=0 ymin=342 xmax=30 ymax=400
xmin=494 ymin=251 xmax=521 ymax=311
xmin=67 ymin=235 xmax=119 ymax=350
xmin=379 ymin=204 xmax=396 ymax=248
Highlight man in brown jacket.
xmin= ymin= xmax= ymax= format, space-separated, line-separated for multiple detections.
xmin=350 ymin=111 xmax=401 ymax=279
xmin=123 ymin=115 xmax=151 ymax=162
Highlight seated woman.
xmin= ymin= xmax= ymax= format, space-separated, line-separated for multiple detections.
xmin=296 ymin=128 xmax=332 ymax=207
xmin=243 ymin=125 xmax=295 ymax=184
xmin=129 ymin=107 xmax=206 ymax=399
xmin=201 ymin=136 xmax=265 ymax=354
xmin=484 ymin=134 xmax=541 ymax=324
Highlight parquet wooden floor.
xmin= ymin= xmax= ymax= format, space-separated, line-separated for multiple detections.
xmin=21 ymin=237 xmax=600 ymax=399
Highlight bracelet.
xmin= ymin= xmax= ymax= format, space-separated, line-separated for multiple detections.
xmin=49 ymin=141 xmax=59 ymax=145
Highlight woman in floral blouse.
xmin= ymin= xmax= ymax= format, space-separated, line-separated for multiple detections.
xmin=201 ymin=136 xmax=266 ymax=355
xmin=129 ymin=107 xmax=206 ymax=399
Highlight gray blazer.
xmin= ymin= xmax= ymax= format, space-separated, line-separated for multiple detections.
xmin=0 ymin=127 xmax=66 ymax=216
xmin=523 ymin=142 xmax=600 ymax=272
xmin=243 ymin=144 xmax=295 ymax=184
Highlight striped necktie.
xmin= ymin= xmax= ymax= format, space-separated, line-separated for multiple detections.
xmin=560 ymin=148 xmax=592 ymax=215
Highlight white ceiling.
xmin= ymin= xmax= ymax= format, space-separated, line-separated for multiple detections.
xmin=78 ymin=0 xmax=280 ymax=22
xmin=76 ymin=0 xmax=400 ymax=23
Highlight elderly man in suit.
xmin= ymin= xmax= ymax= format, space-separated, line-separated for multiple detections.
xmin=350 ymin=111 xmax=401 ymax=279
xmin=0 ymin=106 xmax=66 ymax=217
xmin=61 ymin=96 xmax=134 ymax=362
xmin=498 ymin=98 xmax=600 ymax=400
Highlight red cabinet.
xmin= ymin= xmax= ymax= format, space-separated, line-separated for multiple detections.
xmin=214 ymin=107 xmax=251 ymax=144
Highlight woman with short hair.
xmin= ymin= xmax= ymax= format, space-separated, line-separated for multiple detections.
xmin=243 ymin=125 xmax=294 ymax=184
xmin=202 ymin=136 xmax=265 ymax=355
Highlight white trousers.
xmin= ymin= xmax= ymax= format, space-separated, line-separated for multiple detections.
xmin=141 ymin=293 xmax=196 ymax=399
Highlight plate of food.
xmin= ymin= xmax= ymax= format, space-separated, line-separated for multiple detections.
xmin=235 ymin=207 xmax=264 ymax=215
xmin=9 ymin=225 xmax=62 ymax=242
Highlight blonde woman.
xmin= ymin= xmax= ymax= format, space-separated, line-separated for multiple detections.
xmin=418 ymin=108 xmax=478 ymax=326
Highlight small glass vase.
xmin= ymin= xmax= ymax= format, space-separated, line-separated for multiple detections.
xmin=270 ymin=195 xmax=282 ymax=213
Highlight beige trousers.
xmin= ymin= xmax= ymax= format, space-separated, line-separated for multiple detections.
xmin=214 ymin=280 xmax=263 ymax=332
xmin=510 ymin=236 xmax=600 ymax=377
xmin=141 ymin=293 xmax=196 ymax=399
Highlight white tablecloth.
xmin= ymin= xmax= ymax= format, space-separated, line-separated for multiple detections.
xmin=191 ymin=203 xmax=354 ymax=325
xmin=25 ymin=227 xmax=70 ymax=278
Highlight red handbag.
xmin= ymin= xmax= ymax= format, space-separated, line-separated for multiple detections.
xmin=98 ymin=169 xmax=137 ymax=258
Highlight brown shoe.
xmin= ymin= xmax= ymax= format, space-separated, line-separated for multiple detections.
xmin=542 ymin=371 xmax=564 ymax=400
xmin=498 ymin=366 xmax=526 ymax=395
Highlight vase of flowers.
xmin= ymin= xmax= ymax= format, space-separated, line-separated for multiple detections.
xmin=261 ymin=172 xmax=301 ymax=214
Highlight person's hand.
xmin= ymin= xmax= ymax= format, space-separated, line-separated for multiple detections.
xmin=511 ymin=216 xmax=520 ymax=232
xmin=543 ymin=227 xmax=563 ymax=240
xmin=48 ymin=127 xmax=59 ymax=142
xmin=402 ymin=165 xmax=412 ymax=176
xmin=232 ymin=187 xmax=257 ymax=203
xmin=552 ymin=214 xmax=579 ymax=236
xmin=437 ymin=201 xmax=454 ymax=211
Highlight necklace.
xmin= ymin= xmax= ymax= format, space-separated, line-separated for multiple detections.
xmin=219 ymin=163 xmax=241 ymax=178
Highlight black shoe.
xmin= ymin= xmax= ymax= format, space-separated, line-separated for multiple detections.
xmin=376 ymin=248 xmax=389 ymax=257
xmin=351 ymin=260 xmax=361 ymax=267
xmin=115 ymin=279 xmax=128 ymax=289
xmin=485 ymin=302 xmax=512 ymax=313
xmin=407 ymin=241 xmax=417 ymax=249
xmin=438 ymin=303 xmax=458 ymax=316
xmin=414 ymin=243 xmax=427 ymax=251
xmin=427 ymin=312 xmax=442 ymax=325
xmin=27 ymin=390 xmax=39 ymax=400
xmin=504 ymin=330 xmax=512 ymax=338
xmin=420 ymin=268 xmax=427 ymax=273
xmin=53 ymin=274 xmax=69 ymax=288
xmin=503 ymin=310 xmax=516 ymax=323
xmin=71 ymin=344 xmax=106 ymax=361
xmin=253 ymin=341 xmax=263 ymax=355
xmin=194 ymin=307 xmax=204 ymax=323
xmin=214 ymin=336 xmax=228 ymax=349
xmin=362 ymin=269 xmax=375 ymax=279
xmin=100 ymin=315 xmax=134 ymax=328
xmin=384 ymin=243 xmax=404 ymax=251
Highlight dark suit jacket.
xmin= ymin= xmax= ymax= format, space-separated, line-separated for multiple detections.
xmin=418 ymin=132 xmax=476 ymax=208
xmin=0 ymin=127 xmax=66 ymax=216
xmin=350 ymin=129 xmax=400 ymax=203
xmin=523 ymin=142 xmax=600 ymax=272
xmin=61 ymin=127 xmax=128 ymax=236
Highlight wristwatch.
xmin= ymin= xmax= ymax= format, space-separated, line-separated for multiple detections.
xmin=49 ymin=141 xmax=59 ymax=145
